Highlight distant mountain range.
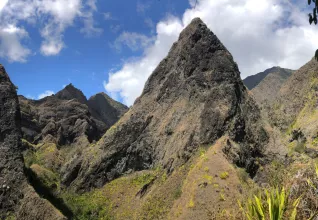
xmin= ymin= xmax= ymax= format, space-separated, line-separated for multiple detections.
xmin=243 ymin=67 xmax=294 ymax=106
xmin=19 ymin=83 xmax=128 ymax=146
xmin=243 ymin=66 xmax=293 ymax=90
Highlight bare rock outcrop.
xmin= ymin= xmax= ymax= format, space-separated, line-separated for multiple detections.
xmin=65 ymin=18 xmax=268 ymax=192
xmin=19 ymin=84 xmax=128 ymax=146
xmin=0 ymin=64 xmax=66 ymax=220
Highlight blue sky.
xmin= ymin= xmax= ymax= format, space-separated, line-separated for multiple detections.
xmin=0 ymin=0 xmax=190 ymax=102
xmin=0 ymin=0 xmax=317 ymax=105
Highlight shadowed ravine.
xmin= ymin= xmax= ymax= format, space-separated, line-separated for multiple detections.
xmin=25 ymin=167 xmax=74 ymax=219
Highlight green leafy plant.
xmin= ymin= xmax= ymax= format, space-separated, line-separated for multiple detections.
xmin=307 ymin=162 xmax=318 ymax=189
xmin=238 ymin=188 xmax=301 ymax=220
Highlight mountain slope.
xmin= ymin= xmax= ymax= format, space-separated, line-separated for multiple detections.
xmin=55 ymin=83 xmax=88 ymax=104
xmin=19 ymin=85 xmax=128 ymax=145
xmin=270 ymin=58 xmax=318 ymax=141
xmin=243 ymin=67 xmax=293 ymax=90
xmin=19 ymin=95 xmax=106 ymax=145
xmin=0 ymin=65 xmax=66 ymax=220
xmin=251 ymin=68 xmax=293 ymax=105
xmin=64 ymin=18 xmax=268 ymax=193
xmin=88 ymin=92 xmax=128 ymax=127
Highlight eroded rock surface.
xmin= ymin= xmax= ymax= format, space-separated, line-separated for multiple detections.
xmin=88 ymin=92 xmax=128 ymax=127
xmin=19 ymin=84 xmax=128 ymax=146
xmin=269 ymin=58 xmax=318 ymax=150
xmin=0 ymin=64 xmax=66 ymax=220
xmin=66 ymin=18 xmax=268 ymax=192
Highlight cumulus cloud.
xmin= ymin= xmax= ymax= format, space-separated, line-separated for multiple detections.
xmin=0 ymin=24 xmax=31 ymax=62
xmin=112 ymin=32 xmax=155 ymax=52
xmin=80 ymin=0 xmax=103 ymax=38
xmin=0 ymin=0 xmax=8 ymax=12
xmin=38 ymin=90 xmax=55 ymax=99
xmin=0 ymin=0 xmax=101 ymax=61
xmin=105 ymin=16 xmax=183 ymax=105
xmin=104 ymin=0 xmax=318 ymax=106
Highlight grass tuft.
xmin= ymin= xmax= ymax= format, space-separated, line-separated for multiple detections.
xmin=220 ymin=171 xmax=229 ymax=180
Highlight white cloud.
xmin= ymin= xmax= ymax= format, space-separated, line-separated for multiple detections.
xmin=112 ymin=32 xmax=155 ymax=52
xmin=41 ymin=41 xmax=64 ymax=56
xmin=0 ymin=0 xmax=101 ymax=61
xmin=105 ymin=16 xmax=183 ymax=105
xmin=80 ymin=14 xmax=103 ymax=37
xmin=80 ymin=0 xmax=103 ymax=38
xmin=87 ymin=0 xmax=97 ymax=11
xmin=0 ymin=24 xmax=31 ymax=62
xmin=0 ymin=0 xmax=8 ymax=12
xmin=104 ymin=0 xmax=318 ymax=106
xmin=38 ymin=90 xmax=55 ymax=99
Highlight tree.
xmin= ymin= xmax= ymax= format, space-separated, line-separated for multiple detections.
xmin=308 ymin=0 xmax=318 ymax=60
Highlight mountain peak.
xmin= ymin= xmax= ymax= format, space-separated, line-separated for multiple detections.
xmin=0 ymin=64 xmax=10 ymax=82
xmin=69 ymin=18 xmax=267 ymax=191
xmin=178 ymin=17 xmax=206 ymax=38
xmin=56 ymin=83 xmax=87 ymax=104
xmin=177 ymin=17 xmax=226 ymax=52
xmin=88 ymin=92 xmax=128 ymax=126
xmin=243 ymin=66 xmax=294 ymax=90
xmin=142 ymin=17 xmax=237 ymax=98
xmin=64 ymin=83 xmax=76 ymax=89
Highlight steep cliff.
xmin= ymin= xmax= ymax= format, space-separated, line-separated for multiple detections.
xmin=64 ymin=18 xmax=268 ymax=192
xmin=0 ymin=64 xmax=66 ymax=220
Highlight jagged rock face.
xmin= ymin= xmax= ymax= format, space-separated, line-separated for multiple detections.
xmin=19 ymin=95 xmax=106 ymax=145
xmin=0 ymin=64 xmax=26 ymax=218
xmin=19 ymin=85 xmax=128 ymax=146
xmin=55 ymin=84 xmax=87 ymax=104
xmin=88 ymin=92 xmax=128 ymax=127
xmin=66 ymin=18 xmax=268 ymax=192
xmin=251 ymin=68 xmax=293 ymax=106
xmin=243 ymin=67 xmax=293 ymax=90
xmin=0 ymin=65 xmax=66 ymax=220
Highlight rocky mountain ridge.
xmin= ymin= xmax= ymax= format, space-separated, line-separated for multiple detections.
xmin=19 ymin=84 xmax=128 ymax=146
xmin=63 ymin=18 xmax=268 ymax=193
xmin=243 ymin=66 xmax=293 ymax=90
xmin=250 ymin=67 xmax=293 ymax=106
xmin=0 ymin=64 xmax=66 ymax=220
xmin=269 ymin=58 xmax=318 ymax=140
xmin=2 ymin=17 xmax=318 ymax=220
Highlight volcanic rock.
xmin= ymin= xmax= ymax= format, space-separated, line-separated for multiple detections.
xmin=65 ymin=18 xmax=268 ymax=192
xmin=0 ymin=64 xmax=66 ymax=220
